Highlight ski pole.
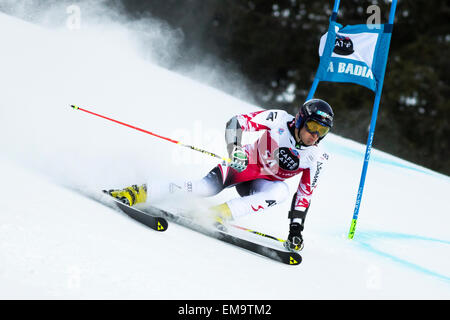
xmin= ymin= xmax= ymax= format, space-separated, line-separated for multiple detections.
xmin=70 ymin=105 xmax=232 ymax=163
xmin=230 ymin=224 xmax=286 ymax=243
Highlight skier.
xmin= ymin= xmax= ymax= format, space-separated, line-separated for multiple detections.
xmin=106 ymin=99 xmax=333 ymax=252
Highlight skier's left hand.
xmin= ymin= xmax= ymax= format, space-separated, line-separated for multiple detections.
xmin=284 ymin=222 xmax=304 ymax=252
xmin=228 ymin=146 xmax=248 ymax=172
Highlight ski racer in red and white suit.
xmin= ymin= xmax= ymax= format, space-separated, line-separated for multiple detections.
xmin=107 ymin=99 xmax=334 ymax=251
xmin=221 ymin=108 xmax=329 ymax=214
xmin=180 ymin=99 xmax=334 ymax=251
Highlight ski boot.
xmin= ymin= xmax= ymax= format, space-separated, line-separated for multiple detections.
xmin=104 ymin=184 xmax=147 ymax=207
xmin=209 ymin=203 xmax=233 ymax=232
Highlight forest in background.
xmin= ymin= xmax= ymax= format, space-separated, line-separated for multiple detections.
xmin=117 ymin=0 xmax=449 ymax=175
xmin=1 ymin=0 xmax=447 ymax=174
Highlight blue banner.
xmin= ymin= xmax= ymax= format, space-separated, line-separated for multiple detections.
xmin=316 ymin=21 xmax=393 ymax=92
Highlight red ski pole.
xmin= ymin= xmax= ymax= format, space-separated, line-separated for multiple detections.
xmin=70 ymin=105 xmax=231 ymax=163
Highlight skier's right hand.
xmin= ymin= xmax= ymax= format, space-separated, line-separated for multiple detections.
xmin=229 ymin=146 xmax=248 ymax=172
xmin=284 ymin=222 xmax=304 ymax=252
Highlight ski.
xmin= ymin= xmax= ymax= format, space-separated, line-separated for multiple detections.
xmin=106 ymin=195 xmax=168 ymax=232
xmin=143 ymin=206 xmax=301 ymax=265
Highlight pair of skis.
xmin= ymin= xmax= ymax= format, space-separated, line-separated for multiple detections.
xmin=108 ymin=195 xmax=302 ymax=266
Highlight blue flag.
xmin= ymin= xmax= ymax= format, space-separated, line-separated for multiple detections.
xmin=307 ymin=0 xmax=398 ymax=240
xmin=317 ymin=21 xmax=393 ymax=92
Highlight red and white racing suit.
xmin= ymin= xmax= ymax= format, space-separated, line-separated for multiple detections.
xmin=148 ymin=109 xmax=329 ymax=221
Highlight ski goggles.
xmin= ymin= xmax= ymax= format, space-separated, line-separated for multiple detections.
xmin=304 ymin=120 xmax=330 ymax=137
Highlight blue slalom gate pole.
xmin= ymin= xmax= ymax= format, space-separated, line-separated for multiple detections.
xmin=348 ymin=0 xmax=398 ymax=239
xmin=306 ymin=0 xmax=341 ymax=100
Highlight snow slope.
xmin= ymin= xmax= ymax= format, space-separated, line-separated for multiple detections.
xmin=0 ymin=10 xmax=449 ymax=299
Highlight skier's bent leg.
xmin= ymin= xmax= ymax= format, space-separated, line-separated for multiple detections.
xmin=226 ymin=179 xmax=289 ymax=220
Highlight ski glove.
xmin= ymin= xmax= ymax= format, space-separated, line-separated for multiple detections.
xmin=229 ymin=146 xmax=248 ymax=172
xmin=284 ymin=222 xmax=304 ymax=252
